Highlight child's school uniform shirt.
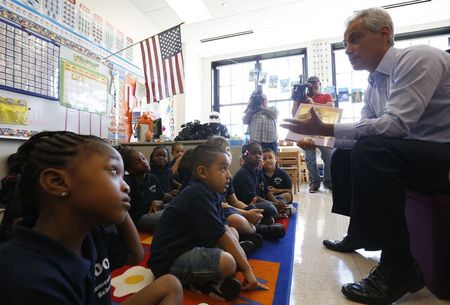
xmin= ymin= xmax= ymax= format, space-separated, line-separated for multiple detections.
xmin=232 ymin=164 xmax=268 ymax=204
xmin=263 ymin=167 xmax=292 ymax=189
xmin=148 ymin=178 xmax=227 ymax=278
xmin=124 ymin=173 xmax=164 ymax=224
xmin=150 ymin=165 xmax=174 ymax=193
xmin=168 ymin=159 xmax=181 ymax=182
xmin=219 ymin=177 xmax=235 ymax=202
xmin=0 ymin=225 xmax=127 ymax=305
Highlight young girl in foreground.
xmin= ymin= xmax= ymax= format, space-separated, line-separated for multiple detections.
xmin=0 ymin=131 xmax=182 ymax=305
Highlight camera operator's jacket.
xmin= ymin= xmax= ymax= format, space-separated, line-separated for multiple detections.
xmin=243 ymin=106 xmax=278 ymax=143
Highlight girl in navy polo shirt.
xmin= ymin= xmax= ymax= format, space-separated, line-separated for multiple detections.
xmin=119 ymin=146 xmax=168 ymax=232
xmin=233 ymin=142 xmax=289 ymax=221
xmin=0 ymin=131 xmax=182 ymax=305
xmin=149 ymin=145 xmax=181 ymax=202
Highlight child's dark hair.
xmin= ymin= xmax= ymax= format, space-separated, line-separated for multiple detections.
xmin=16 ymin=131 xmax=106 ymax=215
xmin=262 ymin=148 xmax=275 ymax=155
xmin=116 ymin=145 xmax=135 ymax=171
xmin=6 ymin=153 xmax=20 ymax=174
xmin=191 ymin=144 xmax=227 ymax=177
xmin=171 ymin=142 xmax=183 ymax=152
xmin=149 ymin=145 xmax=170 ymax=167
xmin=205 ymin=135 xmax=229 ymax=150
xmin=241 ymin=141 xmax=260 ymax=157
xmin=178 ymin=149 xmax=194 ymax=190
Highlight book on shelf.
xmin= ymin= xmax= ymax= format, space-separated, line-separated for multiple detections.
xmin=285 ymin=103 xmax=343 ymax=148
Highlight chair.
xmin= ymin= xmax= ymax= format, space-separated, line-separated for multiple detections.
xmin=277 ymin=151 xmax=301 ymax=193
xmin=405 ymin=192 xmax=450 ymax=299
xmin=298 ymin=152 xmax=309 ymax=183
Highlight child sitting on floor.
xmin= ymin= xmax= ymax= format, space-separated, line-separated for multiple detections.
xmin=0 ymin=131 xmax=182 ymax=305
xmin=168 ymin=142 xmax=184 ymax=182
xmin=149 ymin=145 xmax=181 ymax=201
xmin=206 ymin=136 xmax=285 ymax=240
xmin=119 ymin=146 xmax=167 ymax=232
xmin=233 ymin=142 xmax=289 ymax=221
xmin=262 ymin=148 xmax=296 ymax=216
xmin=148 ymin=144 xmax=268 ymax=302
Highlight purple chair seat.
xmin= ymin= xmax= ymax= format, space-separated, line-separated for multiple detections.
xmin=405 ymin=191 xmax=450 ymax=299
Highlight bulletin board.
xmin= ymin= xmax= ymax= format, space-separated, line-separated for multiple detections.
xmin=59 ymin=55 xmax=109 ymax=115
xmin=0 ymin=18 xmax=60 ymax=100
xmin=0 ymin=2 xmax=143 ymax=141
xmin=0 ymin=45 xmax=111 ymax=140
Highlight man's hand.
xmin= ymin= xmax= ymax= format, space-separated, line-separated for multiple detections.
xmin=305 ymin=97 xmax=314 ymax=104
xmin=281 ymin=107 xmax=334 ymax=137
xmin=297 ymin=138 xmax=316 ymax=150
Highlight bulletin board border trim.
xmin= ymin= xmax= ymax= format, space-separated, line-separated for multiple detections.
xmin=0 ymin=4 xmax=143 ymax=78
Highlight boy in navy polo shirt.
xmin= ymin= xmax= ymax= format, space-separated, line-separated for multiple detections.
xmin=262 ymin=148 xmax=296 ymax=216
xmin=148 ymin=144 xmax=268 ymax=301
xmin=233 ymin=142 xmax=289 ymax=221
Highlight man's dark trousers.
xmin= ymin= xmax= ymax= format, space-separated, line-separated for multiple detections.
xmin=330 ymin=136 xmax=450 ymax=267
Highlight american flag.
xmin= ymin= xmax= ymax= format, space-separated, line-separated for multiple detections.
xmin=140 ymin=25 xmax=184 ymax=103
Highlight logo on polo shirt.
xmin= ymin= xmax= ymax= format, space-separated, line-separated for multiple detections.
xmin=95 ymin=258 xmax=112 ymax=299
xmin=148 ymin=185 xmax=157 ymax=192
xmin=274 ymin=177 xmax=282 ymax=185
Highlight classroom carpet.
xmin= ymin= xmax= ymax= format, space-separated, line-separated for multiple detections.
xmin=111 ymin=204 xmax=297 ymax=305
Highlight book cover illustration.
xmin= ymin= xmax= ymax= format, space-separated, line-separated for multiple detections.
xmin=285 ymin=104 xmax=343 ymax=148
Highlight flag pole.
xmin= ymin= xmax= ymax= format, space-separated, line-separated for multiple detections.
xmin=103 ymin=23 xmax=184 ymax=61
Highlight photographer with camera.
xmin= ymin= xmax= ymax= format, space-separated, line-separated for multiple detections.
xmin=243 ymin=88 xmax=279 ymax=153
xmin=291 ymin=76 xmax=333 ymax=193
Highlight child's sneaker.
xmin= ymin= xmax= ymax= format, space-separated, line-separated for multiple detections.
xmin=255 ymin=223 xmax=286 ymax=239
xmin=239 ymin=240 xmax=257 ymax=256
xmin=260 ymin=216 xmax=275 ymax=225
xmin=188 ymin=276 xmax=241 ymax=301
xmin=285 ymin=204 xmax=297 ymax=216
xmin=239 ymin=232 xmax=263 ymax=249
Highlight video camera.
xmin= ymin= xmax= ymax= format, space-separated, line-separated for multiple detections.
xmin=291 ymin=75 xmax=312 ymax=103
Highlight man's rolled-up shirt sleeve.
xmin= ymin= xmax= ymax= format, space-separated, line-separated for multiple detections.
xmin=333 ymin=47 xmax=445 ymax=148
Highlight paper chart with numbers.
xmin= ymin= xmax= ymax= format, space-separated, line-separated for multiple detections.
xmin=0 ymin=19 xmax=59 ymax=100
xmin=60 ymin=59 xmax=109 ymax=115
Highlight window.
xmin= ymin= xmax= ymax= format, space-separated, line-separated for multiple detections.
xmin=212 ymin=49 xmax=306 ymax=139
xmin=332 ymin=27 xmax=450 ymax=123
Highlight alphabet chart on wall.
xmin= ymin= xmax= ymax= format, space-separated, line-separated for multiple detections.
xmin=0 ymin=18 xmax=59 ymax=100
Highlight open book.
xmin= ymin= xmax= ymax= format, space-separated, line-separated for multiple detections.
xmin=285 ymin=103 xmax=343 ymax=148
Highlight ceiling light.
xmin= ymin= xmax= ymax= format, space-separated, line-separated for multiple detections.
xmin=166 ymin=0 xmax=211 ymax=23
xmin=200 ymin=30 xmax=254 ymax=43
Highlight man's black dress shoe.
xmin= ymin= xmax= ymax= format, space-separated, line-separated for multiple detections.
xmin=323 ymin=235 xmax=381 ymax=253
xmin=341 ymin=262 xmax=425 ymax=304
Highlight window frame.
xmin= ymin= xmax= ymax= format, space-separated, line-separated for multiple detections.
xmin=211 ymin=48 xmax=307 ymax=138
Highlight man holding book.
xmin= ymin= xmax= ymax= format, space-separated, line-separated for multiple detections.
xmin=282 ymin=7 xmax=450 ymax=304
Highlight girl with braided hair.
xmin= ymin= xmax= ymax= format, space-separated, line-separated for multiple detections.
xmin=0 ymin=131 xmax=182 ymax=305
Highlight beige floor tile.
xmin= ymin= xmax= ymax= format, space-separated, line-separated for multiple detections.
xmin=290 ymin=184 xmax=450 ymax=305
